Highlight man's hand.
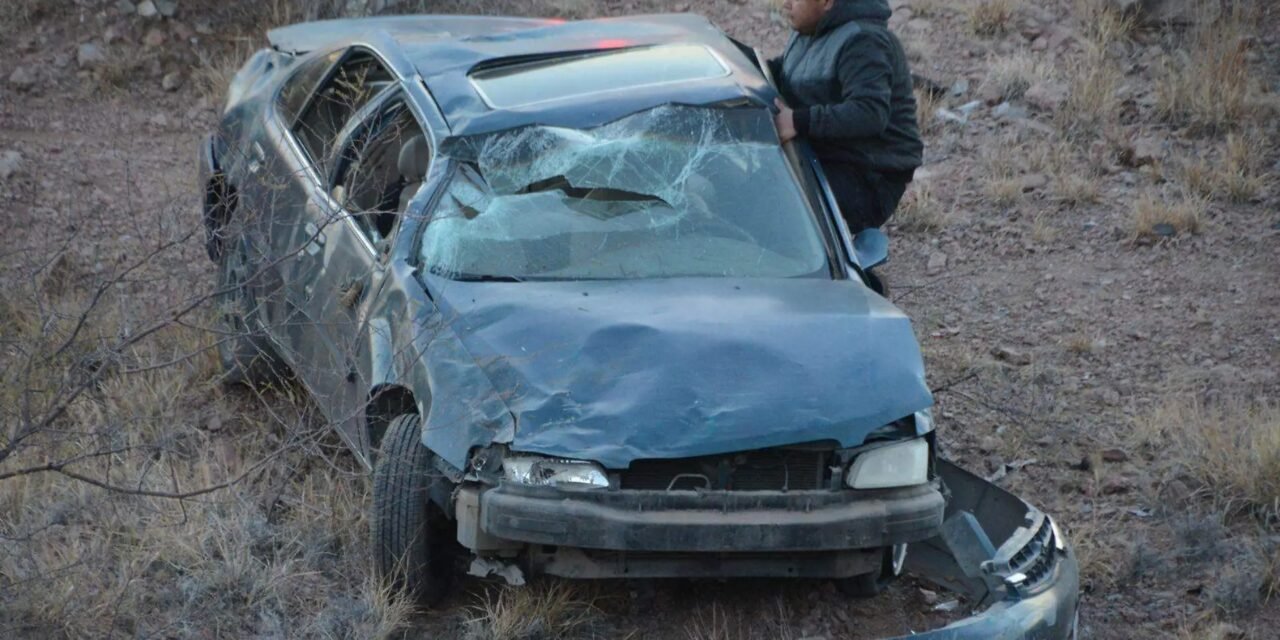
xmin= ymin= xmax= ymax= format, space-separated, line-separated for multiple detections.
xmin=774 ymin=98 xmax=797 ymax=143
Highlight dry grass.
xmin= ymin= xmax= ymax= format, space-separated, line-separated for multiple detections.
xmin=914 ymin=87 xmax=942 ymax=137
xmin=1133 ymin=397 xmax=1280 ymax=521
xmin=893 ymin=181 xmax=949 ymax=232
xmin=908 ymin=0 xmax=951 ymax=18
xmin=967 ymin=0 xmax=1018 ymax=36
xmin=1057 ymin=50 xmax=1121 ymax=137
xmin=982 ymin=150 xmax=1024 ymax=207
xmin=92 ymin=47 xmax=147 ymax=93
xmin=1154 ymin=3 xmax=1270 ymax=132
xmin=193 ymin=44 xmax=255 ymax=109
xmin=1127 ymin=190 xmax=1207 ymax=241
xmin=1074 ymin=0 xmax=1136 ymax=52
xmin=464 ymin=582 xmax=602 ymax=640
xmin=981 ymin=53 xmax=1050 ymax=102
xmin=1181 ymin=133 xmax=1268 ymax=203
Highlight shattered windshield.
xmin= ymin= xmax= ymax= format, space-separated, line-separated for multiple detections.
xmin=419 ymin=105 xmax=829 ymax=280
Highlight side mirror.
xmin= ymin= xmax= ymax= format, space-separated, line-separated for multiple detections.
xmin=853 ymin=228 xmax=889 ymax=270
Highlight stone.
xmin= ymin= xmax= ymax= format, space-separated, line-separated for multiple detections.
xmin=1019 ymin=173 xmax=1049 ymax=192
xmin=161 ymin=71 xmax=183 ymax=91
xmin=171 ymin=20 xmax=194 ymax=42
xmin=927 ymin=251 xmax=948 ymax=275
xmin=1152 ymin=223 xmax=1177 ymax=237
xmin=1102 ymin=477 xmax=1132 ymax=495
xmin=76 ymin=42 xmax=107 ymax=69
xmin=950 ymin=78 xmax=970 ymax=97
xmin=104 ymin=25 xmax=125 ymax=45
xmin=137 ymin=0 xmax=158 ymax=18
xmin=992 ymin=346 xmax=1032 ymax=366
xmin=194 ymin=20 xmax=213 ymax=35
xmin=1121 ymin=136 xmax=1163 ymax=167
xmin=0 ymin=150 xmax=23 ymax=180
xmin=8 ymin=66 xmax=36 ymax=91
xmin=115 ymin=0 xmax=136 ymax=14
xmin=1101 ymin=448 xmax=1130 ymax=463
xmin=143 ymin=28 xmax=167 ymax=48
xmin=1025 ymin=81 xmax=1068 ymax=112
xmin=994 ymin=101 xmax=1029 ymax=120
xmin=155 ymin=0 xmax=177 ymax=17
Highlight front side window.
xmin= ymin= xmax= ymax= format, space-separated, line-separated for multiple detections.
xmin=331 ymin=96 xmax=429 ymax=245
xmin=276 ymin=49 xmax=342 ymax=125
xmin=292 ymin=49 xmax=395 ymax=175
xmin=419 ymin=105 xmax=828 ymax=280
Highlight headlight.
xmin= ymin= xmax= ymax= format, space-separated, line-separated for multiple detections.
xmin=503 ymin=456 xmax=610 ymax=489
xmin=847 ymin=438 xmax=929 ymax=489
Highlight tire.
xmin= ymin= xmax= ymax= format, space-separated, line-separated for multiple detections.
xmin=215 ymin=238 xmax=285 ymax=387
xmin=835 ymin=543 xmax=908 ymax=598
xmin=372 ymin=414 xmax=456 ymax=607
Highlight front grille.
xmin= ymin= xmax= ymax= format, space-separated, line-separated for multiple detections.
xmin=620 ymin=448 xmax=831 ymax=491
xmin=1008 ymin=518 xmax=1058 ymax=590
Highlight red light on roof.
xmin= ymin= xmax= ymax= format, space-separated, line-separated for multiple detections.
xmin=595 ymin=38 xmax=631 ymax=49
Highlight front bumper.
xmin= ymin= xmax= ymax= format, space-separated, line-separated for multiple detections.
xmin=893 ymin=460 xmax=1080 ymax=640
xmin=480 ymin=481 xmax=945 ymax=552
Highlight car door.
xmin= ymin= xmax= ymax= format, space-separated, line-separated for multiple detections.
xmin=271 ymin=47 xmax=397 ymax=416
xmin=302 ymin=92 xmax=431 ymax=449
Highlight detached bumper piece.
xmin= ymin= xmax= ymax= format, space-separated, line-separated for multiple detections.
xmin=481 ymin=482 xmax=945 ymax=553
xmin=895 ymin=460 xmax=1080 ymax=640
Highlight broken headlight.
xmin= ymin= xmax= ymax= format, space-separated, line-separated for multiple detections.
xmin=503 ymin=456 xmax=610 ymax=489
xmin=847 ymin=438 xmax=929 ymax=489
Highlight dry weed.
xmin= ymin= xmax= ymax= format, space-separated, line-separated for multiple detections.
xmin=1181 ymin=133 xmax=1267 ymax=203
xmin=893 ymin=181 xmax=948 ymax=232
xmin=1128 ymin=189 xmax=1206 ymax=241
xmin=1074 ymin=0 xmax=1136 ymax=51
xmin=909 ymin=0 xmax=951 ymax=18
xmin=967 ymin=0 xmax=1018 ymax=36
xmin=982 ymin=53 xmax=1050 ymax=102
xmin=1155 ymin=3 xmax=1269 ymax=132
xmin=465 ymin=581 xmax=602 ymax=640
xmin=1057 ymin=50 xmax=1120 ymax=137
xmin=1134 ymin=397 xmax=1280 ymax=520
xmin=914 ymin=87 xmax=942 ymax=137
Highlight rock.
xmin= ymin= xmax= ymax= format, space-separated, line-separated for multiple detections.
xmin=978 ymin=436 xmax=1000 ymax=453
xmin=994 ymin=101 xmax=1029 ymax=120
xmin=1119 ymin=136 xmax=1163 ymax=167
xmin=1152 ymin=223 xmax=1177 ymax=237
xmin=142 ymin=27 xmax=167 ymax=48
xmin=0 ymin=150 xmax=23 ymax=180
xmin=104 ymin=25 xmax=125 ymax=45
xmin=920 ymin=588 xmax=940 ymax=605
xmin=956 ymin=99 xmax=984 ymax=117
xmin=76 ymin=42 xmax=107 ymax=69
xmin=950 ymin=78 xmax=970 ymax=97
xmin=171 ymin=20 xmax=194 ymax=42
xmin=1101 ymin=448 xmax=1130 ymax=463
xmin=149 ymin=113 xmax=169 ymax=127
xmin=155 ymin=0 xmax=177 ymax=17
xmin=137 ymin=0 xmax=158 ymax=18
xmin=927 ymin=251 xmax=948 ymax=275
xmin=161 ymin=71 xmax=183 ymax=91
xmin=1107 ymin=0 xmax=1142 ymax=12
xmin=1030 ymin=35 xmax=1049 ymax=52
xmin=1102 ymin=477 xmax=1132 ymax=495
xmin=1025 ymin=81 xmax=1068 ymax=112
xmin=1019 ymin=173 xmax=1049 ymax=192
xmin=8 ymin=66 xmax=37 ymax=91
xmin=992 ymin=346 xmax=1032 ymax=366
xmin=194 ymin=20 xmax=213 ymax=35
xmin=115 ymin=0 xmax=136 ymax=14
xmin=53 ymin=53 xmax=71 ymax=68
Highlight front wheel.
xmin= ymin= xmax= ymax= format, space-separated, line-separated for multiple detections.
xmin=835 ymin=543 xmax=907 ymax=598
xmin=371 ymin=414 xmax=456 ymax=607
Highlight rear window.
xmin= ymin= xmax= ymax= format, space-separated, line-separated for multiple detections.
xmin=469 ymin=44 xmax=729 ymax=109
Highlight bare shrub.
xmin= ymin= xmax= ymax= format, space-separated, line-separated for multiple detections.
xmin=1057 ymin=50 xmax=1121 ymax=137
xmin=967 ymin=0 xmax=1018 ymax=36
xmin=1073 ymin=0 xmax=1136 ymax=52
xmin=1180 ymin=132 xmax=1267 ymax=203
xmin=914 ymin=87 xmax=942 ymax=137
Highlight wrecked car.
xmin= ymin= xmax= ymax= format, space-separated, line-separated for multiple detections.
xmin=199 ymin=14 xmax=1079 ymax=638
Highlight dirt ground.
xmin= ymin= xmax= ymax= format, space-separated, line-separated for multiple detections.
xmin=1 ymin=0 xmax=1277 ymax=638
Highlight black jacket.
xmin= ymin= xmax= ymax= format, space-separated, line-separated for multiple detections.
xmin=771 ymin=0 xmax=922 ymax=175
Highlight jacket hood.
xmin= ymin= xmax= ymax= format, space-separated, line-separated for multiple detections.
xmin=423 ymin=275 xmax=932 ymax=469
xmin=817 ymin=0 xmax=892 ymax=34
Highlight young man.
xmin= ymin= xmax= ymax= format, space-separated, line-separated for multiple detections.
xmin=771 ymin=0 xmax=922 ymax=234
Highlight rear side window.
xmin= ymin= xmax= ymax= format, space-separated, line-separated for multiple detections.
xmin=276 ymin=50 xmax=341 ymax=125
xmin=292 ymin=49 xmax=396 ymax=175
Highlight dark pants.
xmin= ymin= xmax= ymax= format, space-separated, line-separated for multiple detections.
xmin=824 ymin=163 xmax=910 ymax=234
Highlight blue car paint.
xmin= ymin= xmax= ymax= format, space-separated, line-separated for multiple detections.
xmin=418 ymin=274 xmax=932 ymax=470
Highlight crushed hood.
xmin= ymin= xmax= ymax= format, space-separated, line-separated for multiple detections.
xmin=423 ymin=274 xmax=932 ymax=469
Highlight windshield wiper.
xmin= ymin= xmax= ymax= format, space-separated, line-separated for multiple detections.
xmin=521 ymin=174 xmax=669 ymax=206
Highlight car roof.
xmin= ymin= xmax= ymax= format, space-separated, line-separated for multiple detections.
xmin=268 ymin=14 xmax=775 ymax=137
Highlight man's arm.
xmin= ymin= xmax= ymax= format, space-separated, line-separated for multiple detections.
xmin=793 ymin=31 xmax=893 ymax=140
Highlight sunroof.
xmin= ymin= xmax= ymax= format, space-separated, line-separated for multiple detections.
xmin=469 ymin=44 xmax=730 ymax=109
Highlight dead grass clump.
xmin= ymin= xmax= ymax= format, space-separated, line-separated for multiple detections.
xmin=909 ymin=0 xmax=951 ymax=18
xmin=1074 ymin=0 xmax=1136 ymax=51
xmin=967 ymin=0 xmax=1018 ymax=36
xmin=1154 ymin=4 xmax=1269 ymax=132
xmin=1057 ymin=50 xmax=1121 ymax=137
xmin=1181 ymin=133 xmax=1267 ymax=203
xmin=93 ymin=47 xmax=147 ymax=93
xmin=982 ymin=53 xmax=1050 ymax=102
xmin=1128 ymin=190 xmax=1206 ymax=241
xmin=914 ymin=87 xmax=942 ymax=137
xmin=1134 ymin=397 xmax=1280 ymax=521
xmin=465 ymin=582 xmax=602 ymax=640
xmin=893 ymin=182 xmax=948 ymax=232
